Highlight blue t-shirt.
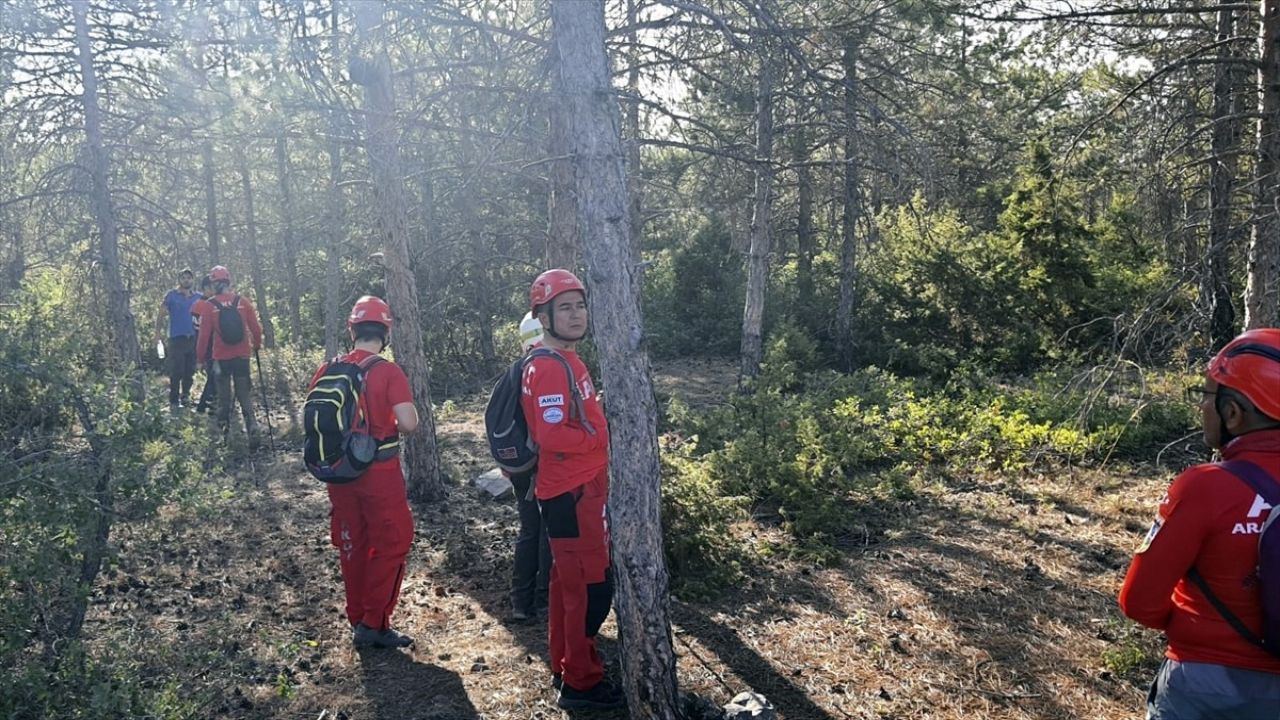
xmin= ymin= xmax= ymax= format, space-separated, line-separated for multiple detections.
xmin=163 ymin=289 xmax=201 ymax=338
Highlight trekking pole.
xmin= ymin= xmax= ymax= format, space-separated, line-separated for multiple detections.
xmin=254 ymin=349 xmax=277 ymax=453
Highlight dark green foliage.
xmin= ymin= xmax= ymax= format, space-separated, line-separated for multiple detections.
xmin=856 ymin=147 xmax=1182 ymax=374
xmin=644 ymin=217 xmax=745 ymax=358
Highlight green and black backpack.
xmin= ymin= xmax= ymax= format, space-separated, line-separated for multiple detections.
xmin=303 ymin=354 xmax=399 ymax=483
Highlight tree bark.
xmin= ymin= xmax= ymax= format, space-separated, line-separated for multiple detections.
xmin=795 ymin=133 xmax=816 ymax=317
xmin=739 ymin=54 xmax=775 ymax=382
xmin=837 ymin=33 xmax=864 ymax=368
xmin=625 ymin=0 xmax=644 ymax=257
xmin=274 ymin=132 xmax=304 ymax=344
xmin=202 ymin=141 xmax=220 ymax=267
xmin=324 ymin=1 xmax=345 ymax=360
xmin=71 ymin=0 xmax=142 ymax=373
xmin=1204 ymin=6 xmax=1243 ymax=347
xmin=350 ymin=0 xmax=445 ymax=502
xmin=324 ymin=136 xmax=344 ymax=359
xmin=547 ymin=33 xmax=579 ymax=270
xmin=1247 ymin=0 xmax=1280 ymax=328
xmin=550 ymin=2 xmax=679 ymax=717
xmin=1244 ymin=0 xmax=1280 ymax=327
xmin=235 ymin=146 xmax=277 ymax=349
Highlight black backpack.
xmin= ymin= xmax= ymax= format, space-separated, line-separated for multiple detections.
xmin=303 ymin=354 xmax=399 ymax=483
xmin=484 ymin=348 xmax=594 ymax=475
xmin=209 ymin=294 xmax=245 ymax=345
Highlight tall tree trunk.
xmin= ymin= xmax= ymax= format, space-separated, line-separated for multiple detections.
xmin=324 ymin=136 xmax=344 ymax=359
xmin=1205 ymin=7 xmax=1243 ymax=347
xmin=71 ymin=0 xmax=141 ymax=373
xmin=547 ymin=36 xmax=579 ymax=270
xmin=837 ymin=33 xmax=864 ymax=368
xmin=0 ymin=147 xmax=24 ymax=299
xmin=274 ymin=132 xmax=304 ymax=344
xmin=323 ymin=2 xmax=345 ymax=360
xmin=550 ymin=2 xmax=679 ymax=717
xmin=1248 ymin=0 xmax=1280 ymax=328
xmin=625 ymin=0 xmax=644 ymax=257
xmin=202 ymin=141 xmax=220 ymax=266
xmin=350 ymin=0 xmax=445 ymax=502
xmin=235 ymin=146 xmax=277 ymax=349
xmin=795 ymin=134 xmax=816 ymax=317
xmin=739 ymin=55 xmax=775 ymax=382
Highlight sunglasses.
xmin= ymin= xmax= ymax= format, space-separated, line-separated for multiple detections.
xmin=1183 ymin=384 xmax=1217 ymax=404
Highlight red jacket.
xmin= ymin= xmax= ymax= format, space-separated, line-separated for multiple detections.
xmin=1119 ymin=429 xmax=1280 ymax=673
xmin=520 ymin=348 xmax=609 ymax=500
xmin=194 ymin=291 xmax=263 ymax=362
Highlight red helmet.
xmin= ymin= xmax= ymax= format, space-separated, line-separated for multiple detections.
xmin=348 ymin=295 xmax=393 ymax=329
xmin=530 ymin=269 xmax=585 ymax=311
xmin=1207 ymin=328 xmax=1280 ymax=420
xmin=210 ymin=265 xmax=232 ymax=283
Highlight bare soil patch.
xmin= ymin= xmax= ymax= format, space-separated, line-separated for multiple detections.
xmin=84 ymin=359 xmax=1165 ymax=719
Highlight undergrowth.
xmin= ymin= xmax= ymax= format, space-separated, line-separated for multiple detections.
xmin=658 ymin=324 xmax=1195 ymax=595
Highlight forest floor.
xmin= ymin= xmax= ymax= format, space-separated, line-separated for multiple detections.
xmin=87 ymin=357 xmax=1169 ymax=720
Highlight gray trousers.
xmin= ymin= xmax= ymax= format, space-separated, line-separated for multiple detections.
xmin=1147 ymin=659 xmax=1280 ymax=720
xmin=213 ymin=357 xmax=258 ymax=438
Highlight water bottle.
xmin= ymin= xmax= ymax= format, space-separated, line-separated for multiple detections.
xmin=156 ymin=339 xmax=165 ymax=360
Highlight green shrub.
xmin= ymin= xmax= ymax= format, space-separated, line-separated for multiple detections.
xmin=0 ymin=272 xmax=223 ymax=720
xmin=660 ymin=448 xmax=748 ymax=600
xmin=660 ymin=332 xmax=1195 ymax=563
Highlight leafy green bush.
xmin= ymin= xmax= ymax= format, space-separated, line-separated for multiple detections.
xmin=660 ymin=323 xmax=1195 ymax=567
xmin=856 ymin=146 xmax=1181 ymax=374
xmin=660 ymin=446 xmax=748 ymax=600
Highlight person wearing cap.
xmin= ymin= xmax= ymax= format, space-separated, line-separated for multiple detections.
xmin=520 ymin=269 xmax=622 ymax=709
xmin=307 ymin=295 xmax=419 ymax=649
xmin=194 ymin=265 xmax=264 ymax=447
xmin=1119 ymin=328 xmax=1280 ymax=718
xmin=156 ymin=268 xmax=200 ymax=410
xmin=510 ymin=311 xmax=552 ymax=622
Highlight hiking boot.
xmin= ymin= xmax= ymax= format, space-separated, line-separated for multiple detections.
xmin=352 ymin=623 xmax=414 ymax=649
xmin=557 ymin=680 xmax=625 ymax=710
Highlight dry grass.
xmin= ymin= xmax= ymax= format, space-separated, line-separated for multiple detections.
xmin=81 ymin=358 xmax=1170 ymax=720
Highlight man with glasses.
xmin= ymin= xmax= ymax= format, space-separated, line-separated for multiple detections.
xmin=1120 ymin=328 xmax=1280 ymax=719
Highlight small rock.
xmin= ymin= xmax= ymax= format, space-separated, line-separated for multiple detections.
xmin=473 ymin=468 xmax=513 ymax=499
xmin=723 ymin=691 xmax=776 ymax=720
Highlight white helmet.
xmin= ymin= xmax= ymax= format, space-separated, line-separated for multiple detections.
xmin=519 ymin=312 xmax=544 ymax=351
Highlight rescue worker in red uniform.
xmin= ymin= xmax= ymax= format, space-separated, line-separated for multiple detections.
xmin=309 ymin=296 xmax=419 ymax=649
xmin=194 ymin=265 xmax=264 ymax=448
xmin=520 ymin=269 xmax=623 ymax=709
xmin=1120 ymin=328 xmax=1280 ymax=719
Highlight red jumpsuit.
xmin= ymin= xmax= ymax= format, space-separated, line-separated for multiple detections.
xmin=309 ymin=349 xmax=415 ymax=630
xmin=1119 ymin=429 xmax=1280 ymax=674
xmin=521 ymin=348 xmax=611 ymax=691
